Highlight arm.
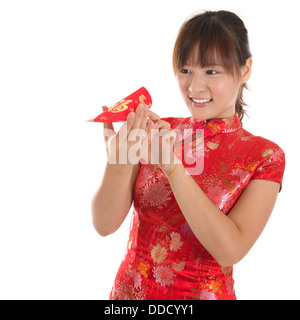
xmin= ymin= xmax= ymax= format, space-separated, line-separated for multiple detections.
xmin=164 ymin=162 xmax=280 ymax=267
xmin=92 ymin=163 xmax=140 ymax=236
xmin=91 ymin=105 xmax=160 ymax=236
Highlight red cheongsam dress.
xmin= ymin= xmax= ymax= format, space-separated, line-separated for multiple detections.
xmin=109 ymin=114 xmax=285 ymax=300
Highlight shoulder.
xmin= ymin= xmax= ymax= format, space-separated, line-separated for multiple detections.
xmin=238 ymin=128 xmax=285 ymax=162
xmin=220 ymin=127 xmax=285 ymax=192
xmin=237 ymin=128 xmax=285 ymax=191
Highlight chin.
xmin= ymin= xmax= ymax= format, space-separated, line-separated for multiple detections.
xmin=188 ymin=107 xmax=211 ymax=120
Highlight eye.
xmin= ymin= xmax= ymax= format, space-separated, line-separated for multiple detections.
xmin=206 ymin=70 xmax=218 ymax=75
xmin=180 ymin=68 xmax=191 ymax=74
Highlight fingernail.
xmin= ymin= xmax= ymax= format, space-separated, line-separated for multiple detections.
xmin=129 ymin=112 xmax=135 ymax=118
xmin=144 ymin=105 xmax=149 ymax=111
xmin=138 ymin=104 xmax=144 ymax=111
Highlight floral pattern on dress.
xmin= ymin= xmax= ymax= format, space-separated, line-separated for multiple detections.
xmin=109 ymin=114 xmax=285 ymax=300
xmin=139 ymin=181 xmax=172 ymax=209
xmin=153 ymin=265 xmax=176 ymax=287
xmin=206 ymin=185 xmax=233 ymax=211
xmin=169 ymin=232 xmax=183 ymax=252
xmin=151 ymin=244 xmax=168 ymax=264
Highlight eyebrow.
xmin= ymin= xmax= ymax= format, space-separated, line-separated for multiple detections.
xmin=205 ymin=63 xmax=223 ymax=67
xmin=183 ymin=63 xmax=224 ymax=68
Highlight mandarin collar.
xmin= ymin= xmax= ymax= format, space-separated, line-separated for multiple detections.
xmin=177 ymin=113 xmax=242 ymax=138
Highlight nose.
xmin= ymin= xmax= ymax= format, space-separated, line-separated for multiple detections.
xmin=188 ymin=74 xmax=207 ymax=96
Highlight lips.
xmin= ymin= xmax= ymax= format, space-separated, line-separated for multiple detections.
xmin=189 ymin=97 xmax=212 ymax=108
xmin=191 ymin=98 xmax=212 ymax=103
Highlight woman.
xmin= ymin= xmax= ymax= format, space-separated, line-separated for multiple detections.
xmin=92 ymin=10 xmax=285 ymax=300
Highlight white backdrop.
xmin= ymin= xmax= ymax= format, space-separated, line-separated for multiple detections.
xmin=0 ymin=0 xmax=299 ymax=300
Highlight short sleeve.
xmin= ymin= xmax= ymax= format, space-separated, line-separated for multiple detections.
xmin=251 ymin=144 xmax=286 ymax=192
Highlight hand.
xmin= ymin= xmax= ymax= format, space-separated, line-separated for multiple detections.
xmin=102 ymin=104 xmax=160 ymax=165
xmin=145 ymin=117 xmax=177 ymax=173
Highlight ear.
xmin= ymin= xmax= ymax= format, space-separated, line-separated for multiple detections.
xmin=240 ymin=57 xmax=252 ymax=84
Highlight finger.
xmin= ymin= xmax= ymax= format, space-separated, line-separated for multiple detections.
xmin=139 ymin=119 xmax=152 ymax=163
xmin=148 ymin=110 xmax=160 ymax=122
xmin=146 ymin=119 xmax=153 ymax=145
xmin=147 ymin=120 xmax=159 ymax=144
xmin=159 ymin=128 xmax=170 ymax=138
xmin=164 ymin=132 xmax=176 ymax=150
xmin=142 ymin=119 xmax=152 ymax=143
xmin=151 ymin=123 xmax=161 ymax=148
xmin=140 ymin=105 xmax=149 ymax=131
xmin=119 ymin=112 xmax=135 ymax=141
xmin=169 ymin=130 xmax=177 ymax=141
xmin=131 ymin=104 xmax=147 ymax=130
xmin=101 ymin=106 xmax=116 ymax=145
xmin=155 ymin=119 xmax=171 ymax=130
xmin=102 ymin=106 xmax=114 ymax=131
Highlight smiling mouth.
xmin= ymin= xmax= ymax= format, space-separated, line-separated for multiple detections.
xmin=189 ymin=97 xmax=212 ymax=107
xmin=190 ymin=98 xmax=212 ymax=103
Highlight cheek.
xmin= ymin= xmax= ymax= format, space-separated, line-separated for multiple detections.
xmin=212 ymin=79 xmax=239 ymax=100
xmin=177 ymin=76 xmax=189 ymax=94
xmin=212 ymin=80 xmax=229 ymax=96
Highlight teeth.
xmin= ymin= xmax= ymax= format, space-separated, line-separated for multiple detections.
xmin=192 ymin=98 xmax=211 ymax=103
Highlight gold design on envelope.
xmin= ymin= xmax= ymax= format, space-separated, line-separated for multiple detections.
xmin=108 ymin=99 xmax=132 ymax=113
xmin=139 ymin=94 xmax=152 ymax=107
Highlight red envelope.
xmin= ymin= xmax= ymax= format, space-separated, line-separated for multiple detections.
xmin=87 ymin=87 xmax=152 ymax=122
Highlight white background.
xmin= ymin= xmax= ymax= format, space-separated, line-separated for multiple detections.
xmin=0 ymin=0 xmax=299 ymax=300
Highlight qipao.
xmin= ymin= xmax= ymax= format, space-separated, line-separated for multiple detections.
xmin=109 ymin=114 xmax=285 ymax=300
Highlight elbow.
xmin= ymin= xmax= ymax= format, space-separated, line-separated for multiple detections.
xmin=92 ymin=217 xmax=116 ymax=237
xmin=91 ymin=200 xmax=113 ymax=237
xmin=95 ymin=227 xmax=113 ymax=237
xmin=217 ymin=258 xmax=240 ymax=269
xmin=91 ymin=198 xmax=126 ymax=237
xmin=93 ymin=221 xmax=115 ymax=237
xmin=215 ymin=250 xmax=245 ymax=268
xmin=91 ymin=209 xmax=115 ymax=238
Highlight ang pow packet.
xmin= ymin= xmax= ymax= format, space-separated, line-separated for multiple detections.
xmin=87 ymin=87 xmax=152 ymax=122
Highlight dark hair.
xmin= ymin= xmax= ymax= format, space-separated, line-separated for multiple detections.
xmin=172 ymin=10 xmax=252 ymax=123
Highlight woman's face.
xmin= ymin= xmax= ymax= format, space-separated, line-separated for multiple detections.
xmin=176 ymin=50 xmax=244 ymax=121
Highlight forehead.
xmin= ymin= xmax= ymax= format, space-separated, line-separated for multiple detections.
xmin=183 ymin=42 xmax=237 ymax=76
xmin=185 ymin=43 xmax=222 ymax=67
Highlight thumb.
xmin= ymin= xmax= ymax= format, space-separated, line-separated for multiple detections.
xmin=102 ymin=106 xmax=116 ymax=145
xmin=102 ymin=106 xmax=115 ymax=132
